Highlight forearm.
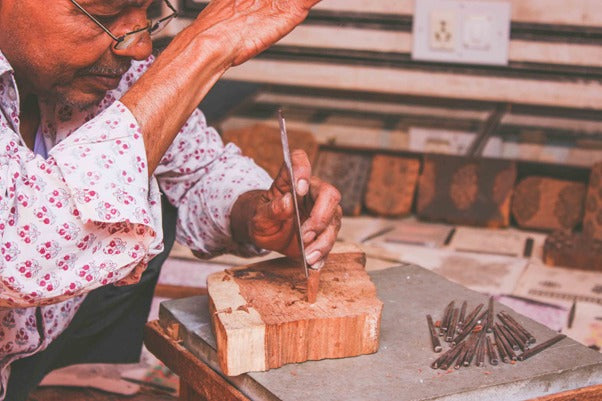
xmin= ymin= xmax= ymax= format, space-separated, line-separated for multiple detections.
xmin=121 ymin=25 xmax=231 ymax=176
xmin=120 ymin=0 xmax=319 ymax=177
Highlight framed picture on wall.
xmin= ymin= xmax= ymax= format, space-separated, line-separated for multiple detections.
xmin=180 ymin=0 xmax=209 ymax=17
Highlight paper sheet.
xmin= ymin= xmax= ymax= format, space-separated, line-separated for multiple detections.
xmin=364 ymin=240 xmax=528 ymax=295
xmin=513 ymin=261 xmax=602 ymax=306
xmin=449 ymin=226 xmax=530 ymax=257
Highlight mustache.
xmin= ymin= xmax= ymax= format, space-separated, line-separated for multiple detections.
xmin=80 ymin=61 xmax=131 ymax=76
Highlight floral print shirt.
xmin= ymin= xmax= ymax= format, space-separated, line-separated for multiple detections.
xmin=0 ymin=51 xmax=271 ymax=398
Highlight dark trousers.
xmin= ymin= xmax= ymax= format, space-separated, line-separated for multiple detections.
xmin=5 ymin=197 xmax=177 ymax=401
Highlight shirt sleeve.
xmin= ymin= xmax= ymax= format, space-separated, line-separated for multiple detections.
xmin=154 ymin=109 xmax=272 ymax=258
xmin=0 ymin=101 xmax=163 ymax=308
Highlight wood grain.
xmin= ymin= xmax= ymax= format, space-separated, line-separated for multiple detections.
xmin=364 ymin=155 xmax=420 ymax=216
xmin=531 ymin=383 xmax=602 ymax=401
xmin=543 ymin=230 xmax=602 ymax=271
xmin=207 ymin=251 xmax=383 ymax=376
xmin=222 ymin=123 xmax=319 ymax=179
xmin=313 ymin=150 xmax=372 ymax=216
xmin=416 ymin=155 xmax=516 ymax=227
xmin=584 ymin=162 xmax=602 ymax=241
xmin=512 ymin=177 xmax=586 ymax=231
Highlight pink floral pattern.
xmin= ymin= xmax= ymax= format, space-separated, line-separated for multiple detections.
xmin=0 ymin=51 xmax=271 ymax=398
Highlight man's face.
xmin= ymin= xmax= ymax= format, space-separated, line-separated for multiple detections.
xmin=0 ymin=0 xmax=153 ymax=108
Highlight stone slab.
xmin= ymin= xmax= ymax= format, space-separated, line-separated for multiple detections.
xmin=159 ymin=265 xmax=602 ymax=401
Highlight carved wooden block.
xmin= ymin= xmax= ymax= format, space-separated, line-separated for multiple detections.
xmin=207 ymin=250 xmax=383 ymax=376
xmin=416 ymin=155 xmax=516 ymax=227
xmin=512 ymin=177 xmax=586 ymax=231
xmin=222 ymin=124 xmax=319 ymax=179
xmin=364 ymin=155 xmax=420 ymax=216
xmin=313 ymin=150 xmax=372 ymax=216
xmin=584 ymin=162 xmax=602 ymax=241
xmin=543 ymin=231 xmax=602 ymax=272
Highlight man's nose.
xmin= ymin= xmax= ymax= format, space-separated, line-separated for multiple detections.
xmin=110 ymin=11 xmax=153 ymax=61
xmin=112 ymin=33 xmax=153 ymax=61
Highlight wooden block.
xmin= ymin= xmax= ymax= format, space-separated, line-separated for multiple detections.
xmin=313 ymin=150 xmax=372 ymax=216
xmin=543 ymin=231 xmax=602 ymax=272
xmin=207 ymin=251 xmax=383 ymax=376
xmin=584 ymin=162 xmax=602 ymax=241
xmin=512 ymin=176 xmax=586 ymax=231
xmin=364 ymin=155 xmax=420 ymax=216
xmin=222 ymin=124 xmax=319 ymax=179
xmin=416 ymin=155 xmax=517 ymax=227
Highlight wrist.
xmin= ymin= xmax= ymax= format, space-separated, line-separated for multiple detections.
xmin=230 ymin=190 xmax=265 ymax=245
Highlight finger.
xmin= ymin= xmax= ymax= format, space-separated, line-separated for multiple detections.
xmin=291 ymin=149 xmax=311 ymax=196
xmin=301 ymin=177 xmax=341 ymax=239
xmin=272 ymin=149 xmax=311 ymax=196
xmin=252 ymin=192 xmax=294 ymax=232
xmin=304 ymin=217 xmax=341 ymax=269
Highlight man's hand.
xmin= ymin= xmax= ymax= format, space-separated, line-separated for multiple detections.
xmin=231 ymin=150 xmax=342 ymax=270
xmin=194 ymin=0 xmax=322 ymax=67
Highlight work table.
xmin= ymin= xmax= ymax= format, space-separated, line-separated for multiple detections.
xmin=145 ymin=264 xmax=602 ymax=401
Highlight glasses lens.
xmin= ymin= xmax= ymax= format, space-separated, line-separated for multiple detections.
xmin=114 ymin=30 xmax=147 ymax=50
xmin=150 ymin=14 xmax=175 ymax=36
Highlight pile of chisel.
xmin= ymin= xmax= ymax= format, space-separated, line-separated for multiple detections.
xmin=427 ymin=297 xmax=566 ymax=370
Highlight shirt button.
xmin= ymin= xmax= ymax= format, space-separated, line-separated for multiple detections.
xmin=7 ymin=87 xmax=16 ymax=102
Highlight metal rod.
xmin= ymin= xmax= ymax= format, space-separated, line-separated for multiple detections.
xmin=446 ymin=308 xmax=460 ymax=342
xmin=464 ymin=332 xmax=483 ymax=367
xmin=493 ymin=326 xmax=510 ymax=363
xmin=518 ymin=334 xmax=567 ymax=361
xmin=567 ymin=298 xmax=577 ymax=329
xmin=494 ymin=324 xmax=517 ymax=361
xmin=497 ymin=323 xmax=520 ymax=352
xmin=497 ymin=313 xmax=529 ymax=346
xmin=476 ymin=333 xmax=487 ymax=367
xmin=439 ymin=342 xmax=466 ymax=370
xmin=440 ymin=301 xmax=455 ymax=336
xmin=486 ymin=335 xmax=499 ymax=366
xmin=427 ymin=314 xmax=443 ymax=353
xmin=457 ymin=300 xmax=468 ymax=332
xmin=500 ymin=311 xmax=536 ymax=344
xmin=500 ymin=323 xmax=525 ymax=352
xmin=486 ymin=296 xmax=494 ymax=333
xmin=431 ymin=340 xmax=465 ymax=369
xmin=455 ymin=338 xmax=473 ymax=369
xmin=459 ymin=303 xmax=484 ymax=334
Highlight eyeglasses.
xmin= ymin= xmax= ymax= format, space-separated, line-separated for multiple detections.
xmin=70 ymin=0 xmax=178 ymax=50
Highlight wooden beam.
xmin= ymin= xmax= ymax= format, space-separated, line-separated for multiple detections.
xmin=281 ymin=27 xmax=602 ymax=68
xmin=154 ymin=283 xmax=207 ymax=299
xmin=224 ymin=59 xmax=602 ymax=110
xmin=313 ymin=0 xmax=602 ymax=26
xmin=144 ymin=320 xmax=252 ymax=401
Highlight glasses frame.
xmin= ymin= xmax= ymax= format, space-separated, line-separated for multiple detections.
xmin=69 ymin=0 xmax=178 ymax=49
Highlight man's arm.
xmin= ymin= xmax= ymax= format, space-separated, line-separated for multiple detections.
xmin=121 ymin=0 xmax=321 ymax=176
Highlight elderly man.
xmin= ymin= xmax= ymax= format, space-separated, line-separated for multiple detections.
xmin=0 ymin=0 xmax=342 ymax=399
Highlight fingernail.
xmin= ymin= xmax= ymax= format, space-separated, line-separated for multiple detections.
xmin=311 ymin=260 xmax=325 ymax=270
xmin=302 ymin=231 xmax=316 ymax=243
xmin=306 ymin=250 xmax=321 ymax=265
xmin=297 ymin=179 xmax=309 ymax=196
